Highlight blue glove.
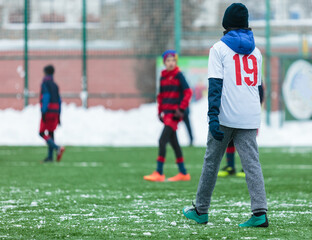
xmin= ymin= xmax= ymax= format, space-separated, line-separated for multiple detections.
xmin=209 ymin=120 xmax=224 ymax=141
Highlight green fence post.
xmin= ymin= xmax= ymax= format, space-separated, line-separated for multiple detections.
xmin=24 ymin=0 xmax=29 ymax=107
xmin=174 ymin=0 xmax=181 ymax=54
xmin=82 ymin=0 xmax=88 ymax=108
xmin=265 ymin=0 xmax=271 ymax=126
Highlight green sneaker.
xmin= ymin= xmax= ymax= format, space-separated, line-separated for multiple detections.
xmin=183 ymin=205 xmax=208 ymax=224
xmin=236 ymin=169 xmax=246 ymax=178
xmin=218 ymin=166 xmax=236 ymax=177
xmin=239 ymin=214 xmax=269 ymax=227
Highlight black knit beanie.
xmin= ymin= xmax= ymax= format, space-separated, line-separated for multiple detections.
xmin=44 ymin=65 xmax=55 ymax=75
xmin=222 ymin=3 xmax=249 ymax=30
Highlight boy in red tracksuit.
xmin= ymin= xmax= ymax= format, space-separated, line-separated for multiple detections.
xmin=144 ymin=50 xmax=192 ymax=182
xmin=39 ymin=65 xmax=65 ymax=163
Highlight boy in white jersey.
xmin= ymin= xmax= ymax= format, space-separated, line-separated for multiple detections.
xmin=183 ymin=3 xmax=268 ymax=227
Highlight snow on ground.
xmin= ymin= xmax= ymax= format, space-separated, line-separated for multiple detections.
xmin=0 ymin=99 xmax=311 ymax=147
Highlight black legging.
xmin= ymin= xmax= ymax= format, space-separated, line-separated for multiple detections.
xmin=183 ymin=113 xmax=193 ymax=143
xmin=39 ymin=131 xmax=54 ymax=141
xmin=158 ymin=126 xmax=182 ymax=159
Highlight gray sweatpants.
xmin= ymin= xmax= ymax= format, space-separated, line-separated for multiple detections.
xmin=195 ymin=125 xmax=267 ymax=214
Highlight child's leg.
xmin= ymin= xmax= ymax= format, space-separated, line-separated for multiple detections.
xmin=49 ymin=131 xmax=54 ymax=140
xmin=169 ymin=131 xmax=187 ymax=174
xmin=183 ymin=114 xmax=193 ymax=145
xmin=39 ymin=131 xmax=50 ymax=160
xmin=39 ymin=116 xmax=59 ymax=150
xmin=196 ymin=126 xmax=233 ymax=214
xmin=40 ymin=130 xmax=59 ymax=151
xmin=39 ymin=131 xmax=48 ymax=141
xmin=46 ymin=134 xmax=59 ymax=151
xmin=226 ymin=139 xmax=235 ymax=168
xmin=48 ymin=131 xmax=55 ymax=160
xmin=157 ymin=126 xmax=174 ymax=174
xmin=233 ymin=129 xmax=267 ymax=214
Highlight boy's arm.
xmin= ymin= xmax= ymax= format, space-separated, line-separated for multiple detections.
xmin=258 ymin=83 xmax=264 ymax=105
xmin=157 ymin=79 xmax=164 ymax=115
xmin=58 ymin=96 xmax=62 ymax=114
xmin=207 ymin=46 xmax=224 ymax=141
xmin=208 ymin=78 xmax=224 ymax=141
xmin=41 ymin=83 xmax=50 ymax=114
xmin=157 ymin=92 xmax=163 ymax=115
xmin=208 ymin=78 xmax=223 ymax=121
xmin=177 ymin=73 xmax=192 ymax=110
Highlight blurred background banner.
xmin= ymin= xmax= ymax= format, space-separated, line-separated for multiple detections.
xmin=0 ymin=0 xmax=312 ymax=124
xmin=156 ymin=56 xmax=208 ymax=102
xmin=282 ymin=59 xmax=312 ymax=121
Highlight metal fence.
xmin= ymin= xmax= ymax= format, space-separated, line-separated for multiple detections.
xmin=0 ymin=0 xmax=311 ymax=122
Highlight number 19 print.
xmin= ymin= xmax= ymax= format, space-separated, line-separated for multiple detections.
xmin=233 ymin=54 xmax=258 ymax=86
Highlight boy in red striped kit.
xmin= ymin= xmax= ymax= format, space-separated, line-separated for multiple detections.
xmin=144 ymin=50 xmax=192 ymax=182
xmin=39 ymin=65 xmax=65 ymax=163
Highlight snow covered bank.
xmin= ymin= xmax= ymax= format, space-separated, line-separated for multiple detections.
xmin=0 ymin=100 xmax=311 ymax=147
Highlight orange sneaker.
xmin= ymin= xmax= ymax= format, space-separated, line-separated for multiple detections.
xmin=167 ymin=173 xmax=191 ymax=182
xmin=143 ymin=171 xmax=165 ymax=182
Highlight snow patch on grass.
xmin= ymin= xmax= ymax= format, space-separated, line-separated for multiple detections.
xmin=30 ymin=201 xmax=38 ymax=206
xmin=224 ymin=217 xmax=231 ymax=222
xmin=170 ymin=221 xmax=177 ymax=226
xmin=1 ymin=205 xmax=17 ymax=212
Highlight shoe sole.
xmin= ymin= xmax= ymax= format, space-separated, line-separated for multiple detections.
xmin=239 ymin=217 xmax=269 ymax=228
xmin=218 ymin=173 xmax=236 ymax=177
xmin=184 ymin=216 xmax=208 ymax=225
xmin=167 ymin=179 xmax=191 ymax=182
xmin=183 ymin=209 xmax=208 ymax=224
xmin=257 ymin=217 xmax=269 ymax=228
xmin=143 ymin=177 xmax=165 ymax=182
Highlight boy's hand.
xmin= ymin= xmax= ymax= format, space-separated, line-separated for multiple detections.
xmin=42 ymin=113 xmax=46 ymax=122
xmin=209 ymin=120 xmax=224 ymax=141
xmin=173 ymin=108 xmax=184 ymax=120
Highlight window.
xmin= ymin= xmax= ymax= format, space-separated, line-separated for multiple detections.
xmin=3 ymin=0 xmax=101 ymax=28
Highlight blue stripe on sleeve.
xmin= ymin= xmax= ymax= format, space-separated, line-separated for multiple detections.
xmin=41 ymin=93 xmax=50 ymax=114
xmin=176 ymin=72 xmax=190 ymax=90
xmin=58 ymin=97 xmax=62 ymax=114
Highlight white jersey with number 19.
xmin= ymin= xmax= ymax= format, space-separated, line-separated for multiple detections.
xmin=207 ymin=41 xmax=262 ymax=129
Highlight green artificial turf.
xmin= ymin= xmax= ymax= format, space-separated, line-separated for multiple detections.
xmin=0 ymin=146 xmax=311 ymax=239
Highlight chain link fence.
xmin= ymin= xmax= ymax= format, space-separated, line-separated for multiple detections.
xmin=0 ymin=0 xmax=311 ymax=121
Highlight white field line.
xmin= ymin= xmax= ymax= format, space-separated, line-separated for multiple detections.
xmin=3 ymin=161 xmax=312 ymax=170
xmin=273 ymin=164 xmax=312 ymax=170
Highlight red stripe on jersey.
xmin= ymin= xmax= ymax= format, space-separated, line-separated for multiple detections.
xmin=160 ymin=78 xmax=180 ymax=86
xmin=161 ymin=103 xmax=178 ymax=111
xmin=48 ymin=103 xmax=60 ymax=110
xmin=158 ymin=92 xmax=180 ymax=99
xmin=179 ymin=88 xmax=192 ymax=110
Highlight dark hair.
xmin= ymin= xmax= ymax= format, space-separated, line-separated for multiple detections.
xmin=44 ymin=65 xmax=55 ymax=75
xmin=223 ymin=27 xmax=252 ymax=35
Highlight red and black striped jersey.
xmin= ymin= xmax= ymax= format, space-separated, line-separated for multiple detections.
xmin=157 ymin=67 xmax=192 ymax=115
